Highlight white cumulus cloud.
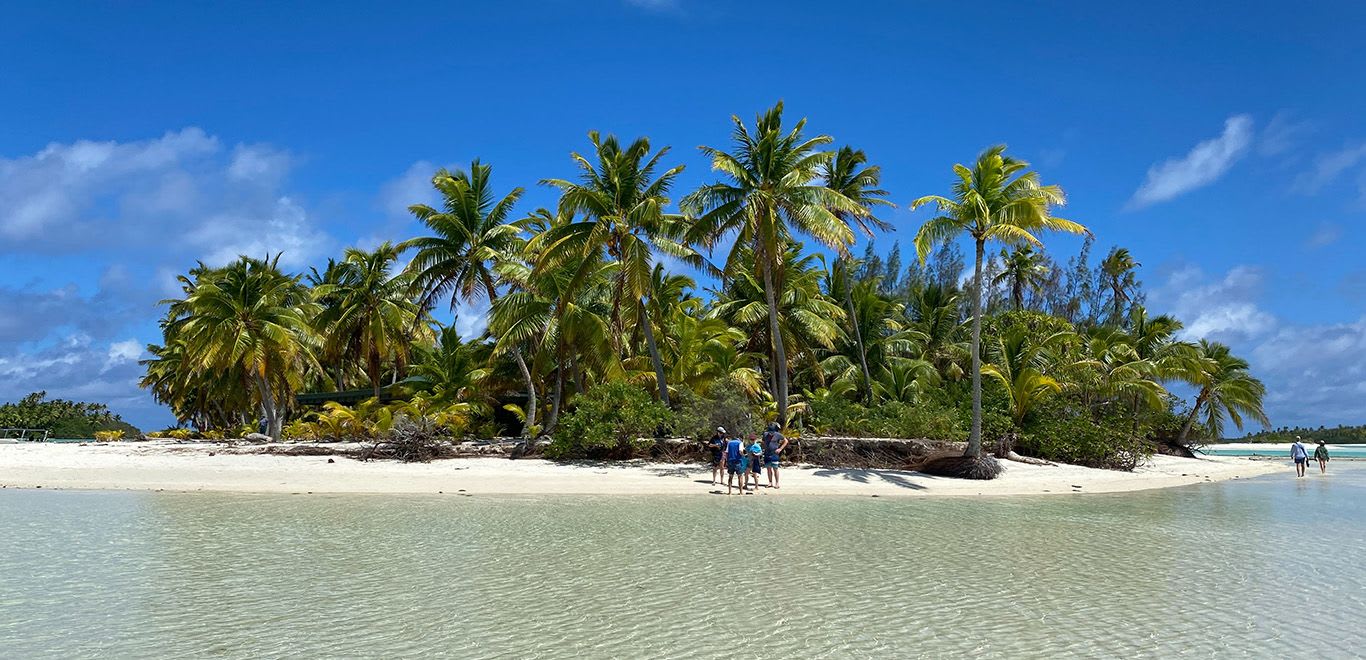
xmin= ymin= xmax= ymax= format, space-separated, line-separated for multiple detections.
xmin=1128 ymin=115 xmax=1254 ymax=209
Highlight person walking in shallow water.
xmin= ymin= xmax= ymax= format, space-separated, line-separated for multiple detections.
xmin=1314 ymin=440 xmax=1330 ymax=474
xmin=1291 ymin=436 xmax=1308 ymax=478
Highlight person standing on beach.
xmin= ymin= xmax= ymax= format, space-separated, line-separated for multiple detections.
xmin=725 ymin=433 xmax=746 ymax=494
xmin=747 ymin=435 xmax=764 ymax=490
xmin=1291 ymin=436 xmax=1308 ymax=477
xmin=762 ymin=423 xmax=788 ymax=489
xmin=708 ymin=427 xmax=727 ymax=486
xmin=1314 ymin=440 xmax=1330 ymax=474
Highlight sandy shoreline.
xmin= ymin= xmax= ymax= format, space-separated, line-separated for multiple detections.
xmin=0 ymin=441 xmax=1289 ymax=497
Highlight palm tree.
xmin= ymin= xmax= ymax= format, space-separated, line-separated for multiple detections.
xmin=912 ymin=145 xmax=1088 ymax=458
xmin=538 ymin=132 xmax=697 ymax=406
xmin=823 ymin=147 xmax=894 ymax=402
xmin=993 ymin=245 xmax=1051 ymax=310
xmin=313 ymin=242 xmax=430 ymax=398
xmin=710 ymin=243 xmax=845 ymax=408
xmin=1176 ymin=340 xmax=1269 ymax=442
xmin=402 ymin=161 xmax=540 ymax=436
xmin=683 ymin=102 xmax=865 ymax=425
xmin=171 ymin=255 xmax=317 ymax=439
xmin=982 ymin=325 xmax=1065 ymax=426
xmin=1100 ymin=247 xmax=1140 ymax=325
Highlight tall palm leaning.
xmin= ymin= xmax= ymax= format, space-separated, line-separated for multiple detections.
xmin=538 ymin=132 xmax=698 ymax=406
xmin=993 ymin=244 xmax=1051 ymax=310
xmin=1176 ymin=339 xmax=1269 ymax=443
xmin=401 ymin=161 xmax=539 ymax=436
xmin=822 ymin=146 xmax=894 ymax=402
xmin=912 ymin=145 xmax=1088 ymax=458
xmin=683 ymin=101 xmax=865 ymax=426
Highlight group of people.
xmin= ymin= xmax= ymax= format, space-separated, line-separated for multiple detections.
xmin=1290 ymin=436 xmax=1330 ymax=477
xmin=707 ymin=423 xmax=788 ymax=494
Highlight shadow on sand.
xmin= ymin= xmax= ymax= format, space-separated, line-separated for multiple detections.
xmin=809 ymin=468 xmax=930 ymax=490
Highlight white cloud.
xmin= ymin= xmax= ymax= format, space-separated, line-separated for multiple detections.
xmin=378 ymin=160 xmax=438 ymax=220
xmin=1251 ymin=318 xmax=1366 ymax=427
xmin=0 ymin=128 xmax=328 ymax=264
xmin=1257 ymin=112 xmax=1312 ymax=157
xmin=454 ymin=299 xmax=491 ymax=341
xmin=1152 ymin=265 xmax=1274 ymax=343
xmin=1292 ymin=143 xmax=1366 ymax=195
xmin=624 ymin=0 xmax=680 ymax=11
xmin=1305 ymin=222 xmax=1341 ymax=248
xmin=1151 ymin=264 xmax=1366 ymax=428
xmin=1128 ymin=115 xmax=1254 ymax=209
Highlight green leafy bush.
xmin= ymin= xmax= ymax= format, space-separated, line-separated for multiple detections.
xmin=1020 ymin=405 xmax=1152 ymax=470
xmin=550 ymin=382 xmax=672 ymax=459
xmin=806 ymin=397 xmax=964 ymax=441
xmin=673 ymin=379 xmax=761 ymax=441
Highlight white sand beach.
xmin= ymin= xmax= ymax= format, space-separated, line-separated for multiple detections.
xmin=0 ymin=441 xmax=1283 ymax=496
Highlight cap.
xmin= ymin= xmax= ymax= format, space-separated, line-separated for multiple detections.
xmin=716 ymin=426 xmax=726 ymax=433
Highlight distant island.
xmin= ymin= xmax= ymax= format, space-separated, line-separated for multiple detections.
xmin=1227 ymin=425 xmax=1366 ymax=445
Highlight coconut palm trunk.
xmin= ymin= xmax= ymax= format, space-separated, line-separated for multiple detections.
xmin=639 ymin=300 xmax=670 ymax=406
xmin=762 ymin=257 xmax=790 ymax=426
xmin=967 ymin=238 xmax=985 ymax=458
xmin=483 ymin=277 xmax=536 ymax=437
xmin=844 ymin=278 xmax=875 ymax=404
xmin=1176 ymin=391 xmax=1208 ymax=442
xmin=255 ymin=374 xmax=283 ymax=440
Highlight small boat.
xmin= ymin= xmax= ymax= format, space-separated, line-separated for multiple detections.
xmin=0 ymin=428 xmax=50 ymax=443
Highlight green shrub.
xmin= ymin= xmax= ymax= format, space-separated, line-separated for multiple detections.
xmin=673 ymin=379 xmax=761 ymax=441
xmin=1020 ymin=406 xmax=1152 ymax=470
xmin=550 ymin=383 xmax=673 ymax=459
xmin=806 ymin=397 xmax=964 ymax=441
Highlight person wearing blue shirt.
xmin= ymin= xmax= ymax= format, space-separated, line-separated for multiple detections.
xmin=747 ymin=436 xmax=765 ymax=490
xmin=725 ymin=435 xmax=746 ymax=495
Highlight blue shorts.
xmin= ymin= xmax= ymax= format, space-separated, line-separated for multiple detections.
xmin=750 ymin=456 xmax=762 ymax=473
xmin=727 ymin=459 xmax=743 ymax=474
xmin=764 ymin=455 xmax=779 ymax=467
xmin=1294 ymin=457 xmax=1306 ymax=464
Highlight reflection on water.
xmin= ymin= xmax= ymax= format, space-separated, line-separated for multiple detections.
xmin=2 ymin=467 xmax=1364 ymax=659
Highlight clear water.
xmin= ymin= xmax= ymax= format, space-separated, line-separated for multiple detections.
xmin=2 ymin=467 xmax=1364 ymax=659
xmin=1202 ymin=445 xmax=1366 ymax=458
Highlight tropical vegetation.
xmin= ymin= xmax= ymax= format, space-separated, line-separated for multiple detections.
xmin=135 ymin=102 xmax=1269 ymax=472
xmin=0 ymin=392 xmax=140 ymax=438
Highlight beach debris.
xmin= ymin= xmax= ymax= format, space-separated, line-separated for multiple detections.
xmin=244 ymin=433 xmax=271 ymax=444
xmin=327 ymin=458 xmax=335 ymax=463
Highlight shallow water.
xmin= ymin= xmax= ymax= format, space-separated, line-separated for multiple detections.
xmin=2 ymin=466 xmax=1364 ymax=659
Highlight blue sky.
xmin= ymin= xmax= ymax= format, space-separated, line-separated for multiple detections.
xmin=3 ymin=1 xmax=1365 ymax=431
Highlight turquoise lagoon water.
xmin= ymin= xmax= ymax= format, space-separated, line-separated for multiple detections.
xmin=1203 ymin=445 xmax=1366 ymax=458
xmin=2 ymin=466 xmax=1364 ymax=659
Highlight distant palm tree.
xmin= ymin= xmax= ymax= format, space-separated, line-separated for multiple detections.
xmin=823 ymin=146 xmax=894 ymax=402
xmin=313 ymin=242 xmax=430 ymax=398
xmin=993 ymin=245 xmax=1050 ymax=310
xmin=683 ymin=102 xmax=865 ymax=425
xmin=402 ymin=161 xmax=539 ymax=436
xmin=912 ymin=145 xmax=1088 ymax=458
xmin=1176 ymin=340 xmax=1269 ymax=442
xmin=1100 ymin=247 xmax=1140 ymax=325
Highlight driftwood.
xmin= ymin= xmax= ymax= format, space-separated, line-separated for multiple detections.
xmin=920 ymin=455 xmax=1004 ymax=480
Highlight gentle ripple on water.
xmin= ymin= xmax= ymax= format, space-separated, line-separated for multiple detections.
xmin=2 ymin=467 xmax=1365 ymax=659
